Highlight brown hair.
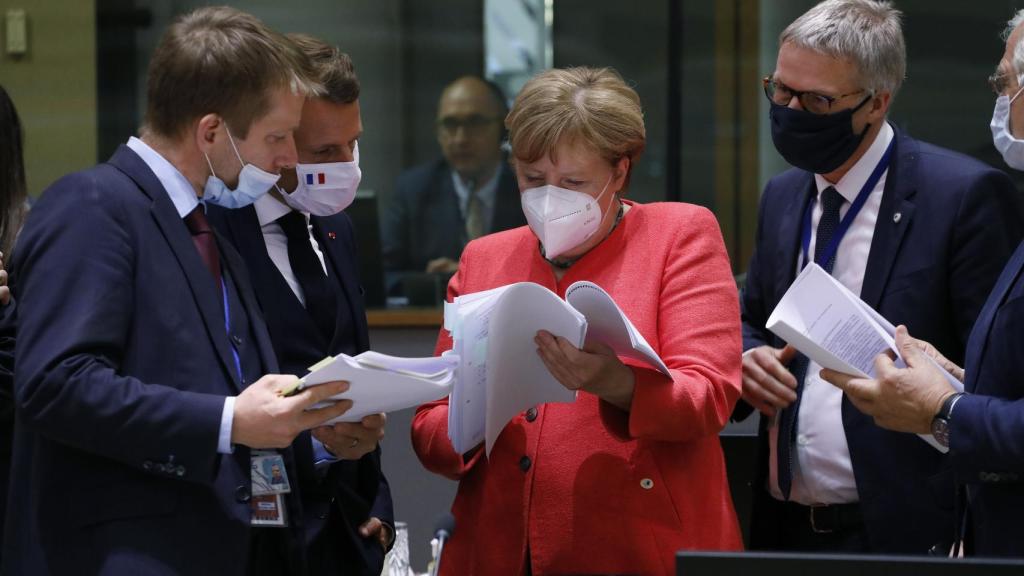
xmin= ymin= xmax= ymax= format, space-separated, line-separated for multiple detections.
xmin=0 ymin=85 xmax=26 ymax=257
xmin=144 ymin=6 xmax=320 ymax=140
xmin=506 ymin=67 xmax=646 ymax=186
xmin=287 ymin=33 xmax=360 ymax=105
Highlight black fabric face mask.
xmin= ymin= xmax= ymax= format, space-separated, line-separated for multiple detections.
xmin=769 ymin=95 xmax=872 ymax=174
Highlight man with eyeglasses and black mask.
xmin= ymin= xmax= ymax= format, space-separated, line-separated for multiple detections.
xmin=382 ymin=76 xmax=524 ymax=291
xmin=734 ymin=0 xmax=1024 ymax=555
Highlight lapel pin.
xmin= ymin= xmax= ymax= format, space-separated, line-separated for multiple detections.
xmin=893 ymin=212 xmax=902 ymax=224
xmin=327 ymin=231 xmax=337 ymax=240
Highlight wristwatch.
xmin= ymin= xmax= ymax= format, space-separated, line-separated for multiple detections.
xmin=931 ymin=392 xmax=965 ymax=448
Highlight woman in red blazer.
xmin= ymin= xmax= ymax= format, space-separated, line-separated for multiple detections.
xmin=411 ymin=67 xmax=743 ymax=575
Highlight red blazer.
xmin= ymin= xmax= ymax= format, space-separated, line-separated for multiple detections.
xmin=412 ymin=201 xmax=743 ymax=575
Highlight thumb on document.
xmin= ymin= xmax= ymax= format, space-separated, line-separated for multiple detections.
xmin=776 ymin=344 xmax=798 ymax=366
xmin=895 ymin=325 xmax=923 ymax=367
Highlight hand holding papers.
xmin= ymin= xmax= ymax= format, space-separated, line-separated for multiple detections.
xmin=766 ymin=263 xmax=963 ymax=452
xmin=294 ymin=351 xmax=458 ymax=424
xmin=444 ymin=280 xmax=669 ymax=455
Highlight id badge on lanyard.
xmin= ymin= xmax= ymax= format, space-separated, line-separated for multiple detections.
xmin=250 ymin=450 xmax=292 ymax=527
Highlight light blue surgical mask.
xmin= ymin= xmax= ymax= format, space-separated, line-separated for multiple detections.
xmin=203 ymin=125 xmax=281 ymax=209
xmin=991 ymin=82 xmax=1024 ymax=170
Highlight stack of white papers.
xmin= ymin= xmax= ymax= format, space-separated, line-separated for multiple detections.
xmin=297 ymin=350 xmax=459 ymax=424
xmin=444 ymin=280 xmax=670 ymax=455
xmin=766 ymin=263 xmax=964 ymax=453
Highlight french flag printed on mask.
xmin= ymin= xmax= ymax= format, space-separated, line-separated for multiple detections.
xmin=305 ymin=172 xmax=327 ymax=185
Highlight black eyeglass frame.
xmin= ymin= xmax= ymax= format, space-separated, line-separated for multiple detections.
xmin=762 ymin=75 xmax=873 ymax=115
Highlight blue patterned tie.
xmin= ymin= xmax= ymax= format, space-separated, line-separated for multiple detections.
xmin=777 ymin=186 xmax=844 ymax=499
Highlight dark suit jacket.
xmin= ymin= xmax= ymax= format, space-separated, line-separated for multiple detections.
xmin=0 ymin=297 xmax=14 ymax=559
xmin=947 ymin=240 xmax=1024 ymax=557
xmin=738 ymin=127 xmax=1024 ymax=553
xmin=1 ymin=145 xmax=312 ymax=575
xmin=381 ymin=158 xmax=525 ymax=273
xmin=208 ymin=204 xmax=394 ymax=576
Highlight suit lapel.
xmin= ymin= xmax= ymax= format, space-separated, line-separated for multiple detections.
xmin=861 ymin=130 xmax=916 ymax=308
xmin=107 ymin=146 xmax=243 ymax=391
xmin=223 ymin=206 xmax=330 ymax=351
xmin=963 ymin=241 xmax=1024 ymax=391
xmin=776 ymin=174 xmax=816 ymax=297
xmin=216 ymin=226 xmax=280 ymax=376
xmin=312 ymin=215 xmax=370 ymax=352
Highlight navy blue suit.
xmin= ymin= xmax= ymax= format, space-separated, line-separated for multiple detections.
xmin=947 ymin=239 xmax=1024 ymax=557
xmin=381 ymin=158 xmax=525 ymax=273
xmin=739 ymin=128 xmax=1024 ymax=553
xmin=208 ymin=203 xmax=394 ymax=576
xmin=1 ymin=146 xmax=312 ymax=575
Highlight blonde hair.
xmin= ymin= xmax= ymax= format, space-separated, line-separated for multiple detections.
xmin=506 ymin=67 xmax=645 ymax=187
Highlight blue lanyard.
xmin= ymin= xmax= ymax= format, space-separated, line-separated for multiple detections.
xmin=221 ymin=277 xmax=244 ymax=383
xmin=801 ymin=138 xmax=895 ymax=270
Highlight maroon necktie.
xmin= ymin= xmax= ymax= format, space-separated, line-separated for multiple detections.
xmin=184 ymin=205 xmax=222 ymax=287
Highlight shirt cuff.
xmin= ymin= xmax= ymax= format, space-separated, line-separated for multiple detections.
xmin=218 ymin=397 xmax=236 ymax=455
xmin=312 ymin=437 xmax=339 ymax=464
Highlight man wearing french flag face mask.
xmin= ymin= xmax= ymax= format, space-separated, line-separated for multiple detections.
xmin=207 ymin=34 xmax=394 ymax=576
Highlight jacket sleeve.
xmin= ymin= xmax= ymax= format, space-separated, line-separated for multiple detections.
xmin=12 ymin=172 xmax=224 ymax=484
xmin=733 ymin=182 xmax=777 ymax=422
xmin=623 ymin=207 xmax=743 ymax=443
xmin=951 ymin=393 xmax=1024 ymax=478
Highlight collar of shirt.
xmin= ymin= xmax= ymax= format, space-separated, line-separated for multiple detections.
xmin=451 ymin=163 xmax=501 ymax=215
xmin=814 ymin=121 xmax=895 ymax=203
xmin=253 ymin=191 xmax=308 ymax=227
xmin=127 ymin=136 xmax=200 ymax=218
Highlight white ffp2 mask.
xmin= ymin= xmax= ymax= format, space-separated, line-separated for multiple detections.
xmin=520 ymin=175 xmax=613 ymax=259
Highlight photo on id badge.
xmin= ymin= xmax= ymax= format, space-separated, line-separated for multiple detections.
xmin=252 ymin=451 xmax=291 ymax=496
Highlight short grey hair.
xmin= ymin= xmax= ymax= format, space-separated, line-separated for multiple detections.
xmin=780 ymin=0 xmax=906 ymax=95
xmin=1002 ymin=9 xmax=1024 ymax=81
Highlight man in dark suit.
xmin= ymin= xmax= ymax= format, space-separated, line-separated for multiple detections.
xmin=823 ymin=9 xmax=1024 ymax=558
xmin=382 ymin=76 xmax=525 ymax=289
xmin=736 ymin=0 xmax=1023 ymax=555
xmin=208 ymin=34 xmax=394 ymax=576
xmin=1 ymin=8 xmax=354 ymax=575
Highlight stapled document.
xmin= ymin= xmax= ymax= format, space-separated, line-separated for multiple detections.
xmin=766 ymin=263 xmax=964 ymax=453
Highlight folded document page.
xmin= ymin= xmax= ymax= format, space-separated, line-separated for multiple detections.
xmin=766 ymin=263 xmax=963 ymax=453
xmin=298 ymin=351 xmax=458 ymax=424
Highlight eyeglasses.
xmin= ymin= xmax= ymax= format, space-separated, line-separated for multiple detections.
xmin=989 ymin=70 xmax=1017 ymax=96
xmin=436 ymin=114 xmax=500 ymax=136
xmin=762 ymin=75 xmax=871 ymax=115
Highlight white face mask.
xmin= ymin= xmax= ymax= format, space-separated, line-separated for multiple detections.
xmin=203 ymin=125 xmax=281 ymax=209
xmin=282 ymin=142 xmax=362 ymax=216
xmin=520 ymin=175 xmax=613 ymax=260
xmin=991 ymin=83 xmax=1024 ymax=170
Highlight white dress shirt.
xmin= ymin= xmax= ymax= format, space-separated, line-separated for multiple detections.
xmin=252 ymin=192 xmax=329 ymax=305
xmin=768 ymin=121 xmax=894 ymax=505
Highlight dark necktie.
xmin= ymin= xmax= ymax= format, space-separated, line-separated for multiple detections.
xmin=465 ymin=187 xmax=484 ymax=241
xmin=277 ymin=210 xmax=338 ymax=343
xmin=184 ymin=205 xmax=221 ymax=287
xmin=777 ymin=186 xmax=845 ymax=499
